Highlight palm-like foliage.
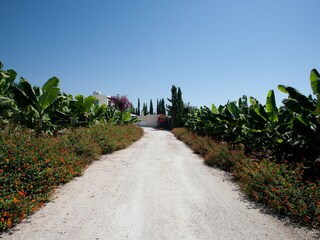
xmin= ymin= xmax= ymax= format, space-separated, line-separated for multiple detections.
xmin=11 ymin=77 xmax=61 ymax=133
xmin=0 ymin=62 xmax=138 ymax=133
xmin=0 ymin=62 xmax=18 ymax=127
xmin=186 ymin=69 xmax=320 ymax=170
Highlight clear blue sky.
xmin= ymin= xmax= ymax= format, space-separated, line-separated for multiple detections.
xmin=1 ymin=0 xmax=320 ymax=108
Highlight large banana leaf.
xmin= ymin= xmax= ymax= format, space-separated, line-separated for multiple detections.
xmin=211 ymin=104 xmax=218 ymax=113
xmin=310 ymin=69 xmax=320 ymax=96
xmin=0 ymin=69 xmax=17 ymax=94
xmin=19 ymin=78 xmax=38 ymax=105
xmin=250 ymin=97 xmax=267 ymax=122
xmin=281 ymin=98 xmax=301 ymax=112
xmin=223 ymin=108 xmax=236 ymax=121
xmin=42 ymin=77 xmax=60 ymax=91
xmin=12 ymin=86 xmax=34 ymax=109
xmin=238 ymin=95 xmax=248 ymax=107
xmin=310 ymin=69 xmax=320 ymax=116
xmin=227 ymin=101 xmax=241 ymax=119
xmin=0 ymin=96 xmax=15 ymax=110
xmin=39 ymin=77 xmax=60 ymax=110
xmin=266 ymin=90 xmax=278 ymax=123
xmin=83 ymin=95 xmax=97 ymax=110
xmin=278 ymin=85 xmax=314 ymax=111
xmin=74 ymin=95 xmax=97 ymax=112
xmin=27 ymin=105 xmax=40 ymax=118
xmin=40 ymin=88 xmax=60 ymax=111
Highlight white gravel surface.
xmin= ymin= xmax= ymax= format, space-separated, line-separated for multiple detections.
xmin=1 ymin=127 xmax=319 ymax=240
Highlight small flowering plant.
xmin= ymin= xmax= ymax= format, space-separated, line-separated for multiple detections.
xmin=108 ymin=95 xmax=131 ymax=112
xmin=0 ymin=125 xmax=143 ymax=232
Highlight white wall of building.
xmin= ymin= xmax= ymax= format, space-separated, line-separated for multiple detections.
xmin=92 ymin=91 xmax=111 ymax=107
xmin=136 ymin=114 xmax=159 ymax=128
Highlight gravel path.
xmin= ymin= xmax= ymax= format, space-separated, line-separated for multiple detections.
xmin=1 ymin=127 xmax=318 ymax=240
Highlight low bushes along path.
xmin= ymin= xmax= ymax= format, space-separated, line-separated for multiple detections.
xmin=1 ymin=128 xmax=318 ymax=240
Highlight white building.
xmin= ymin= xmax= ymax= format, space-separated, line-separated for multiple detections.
xmin=136 ymin=113 xmax=159 ymax=127
xmin=92 ymin=91 xmax=111 ymax=107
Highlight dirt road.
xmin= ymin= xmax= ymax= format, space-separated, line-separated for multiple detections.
xmin=1 ymin=128 xmax=318 ymax=240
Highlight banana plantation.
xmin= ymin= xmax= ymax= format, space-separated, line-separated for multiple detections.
xmin=186 ymin=69 xmax=320 ymax=181
xmin=0 ymin=62 xmax=137 ymax=134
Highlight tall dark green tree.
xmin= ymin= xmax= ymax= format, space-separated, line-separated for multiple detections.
xmin=177 ymin=87 xmax=184 ymax=125
xmin=159 ymin=98 xmax=166 ymax=115
xmin=130 ymin=103 xmax=135 ymax=114
xmin=137 ymin=98 xmax=140 ymax=116
xmin=156 ymin=99 xmax=160 ymax=114
xmin=149 ymin=99 xmax=154 ymax=115
xmin=167 ymin=85 xmax=184 ymax=128
xmin=142 ymin=103 xmax=148 ymax=116
xmin=156 ymin=98 xmax=166 ymax=115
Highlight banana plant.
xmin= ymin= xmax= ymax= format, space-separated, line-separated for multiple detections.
xmin=212 ymin=101 xmax=242 ymax=143
xmin=278 ymin=85 xmax=316 ymax=130
xmin=185 ymin=106 xmax=208 ymax=135
xmin=0 ymin=63 xmax=19 ymax=126
xmin=67 ymin=94 xmax=98 ymax=127
xmin=0 ymin=65 xmax=17 ymax=96
xmin=246 ymin=90 xmax=284 ymax=159
xmin=186 ymin=99 xmax=248 ymax=144
xmin=45 ymin=92 xmax=75 ymax=130
xmin=310 ymin=68 xmax=320 ymax=122
xmin=0 ymin=96 xmax=17 ymax=127
xmin=89 ymin=103 xmax=108 ymax=124
xmin=11 ymin=77 xmax=61 ymax=133
xmin=277 ymin=69 xmax=320 ymax=163
xmin=197 ymin=105 xmax=227 ymax=138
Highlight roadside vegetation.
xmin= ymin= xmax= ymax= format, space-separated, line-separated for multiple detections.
xmin=2 ymin=59 xmax=320 ymax=230
xmin=0 ymin=62 xmax=138 ymax=134
xmin=0 ymin=62 xmax=143 ymax=232
xmin=173 ymin=69 xmax=320 ymax=228
xmin=172 ymin=128 xmax=319 ymax=227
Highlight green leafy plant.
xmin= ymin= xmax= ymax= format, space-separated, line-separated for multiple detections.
xmin=11 ymin=77 xmax=61 ymax=134
xmin=0 ymin=63 xmax=18 ymax=127
xmin=185 ymin=69 xmax=320 ymax=175
xmin=0 ymin=62 xmax=140 ymax=134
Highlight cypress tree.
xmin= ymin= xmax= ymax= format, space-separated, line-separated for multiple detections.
xmin=177 ymin=87 xmax=184 ymax=126
xmin=130 ymin=103 xmax=135 ymax=114
xmin=137 ymin=98 xmax=140 ymax=116
xmin=156 ymin=99 xmax=160 ymax=114
xmin=161 ymin=98 xmax=166 ymax=115
xmin=142 ymin=103 xmax=148 ymax=116
xmin=149 ymin=99 xmax=154 ymax=115
xmin=167 ymin=85 xmax=184 ymax=128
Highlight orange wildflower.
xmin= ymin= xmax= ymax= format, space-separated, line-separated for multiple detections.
xmin=18 ymin=190 xmax=25 ymax=197
xmin=7 ymin=218 xmax=12 ymax=228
